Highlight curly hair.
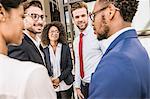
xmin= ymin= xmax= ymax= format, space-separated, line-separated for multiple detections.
xmin=99 ymin=0 xmax=139 ymax=22
xmin=41 ymin=21 xmax=67 ymax=46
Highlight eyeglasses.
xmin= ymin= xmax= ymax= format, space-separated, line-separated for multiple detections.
xmin=89 ymin=5 xmax=109 ymax=22
xmin=24 ymin=13 xmax=45 ymax=21
xmin=49 ymin=30 xmax=60 ymax=34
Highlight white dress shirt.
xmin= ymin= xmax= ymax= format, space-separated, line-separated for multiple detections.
xmin=0 ymin=54 xmax=56 ymax=99
xmin=49 ymin=43 xmax=72 ymax=92
xmin=73 ymin=24 xmax=102 ymax=88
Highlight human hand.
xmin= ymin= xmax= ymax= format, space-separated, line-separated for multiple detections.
xmin=76 ymin=88 xmax=84 ymax=99
xmin=52 ymin=78 xmax=60 ymax=89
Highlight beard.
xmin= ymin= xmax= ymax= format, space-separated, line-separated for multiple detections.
xmin=27 ymin=28 xmax=41 ymax=34
xmin=97 ymin=15 xmax=109 ymax=41
xmin=77 ymin=22 xmax=88 ymax=31
xmin=27 ymin=23 xmax=44 ymax=34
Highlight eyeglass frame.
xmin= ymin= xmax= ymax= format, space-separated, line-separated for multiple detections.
xmin=89 ymin=5 xmax=109 ymax=22
xmin=49 ymin=30 xmax=60 ymax=34
xmin=24 ymin=13 xmax=46 ymax=21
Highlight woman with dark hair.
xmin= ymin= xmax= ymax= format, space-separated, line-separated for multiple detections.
xmin=41 ymin=21 xmax=74 ymax=99
xmin=0 ymin=0 xmax=56 ymax=99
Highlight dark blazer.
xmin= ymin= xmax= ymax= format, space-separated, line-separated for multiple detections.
xmin=8 ymin=34 xmax=44 ymax=65
xmin=43 ymin=44 xmax=74 ymax=85
xmin=88 ymin=29 xmax=150 ymax=99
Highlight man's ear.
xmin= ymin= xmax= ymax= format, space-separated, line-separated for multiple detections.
xmin=0 ymin=4 xmax=6 ymax=22
xmin=108 ymin=4 xmax=116 ymax=20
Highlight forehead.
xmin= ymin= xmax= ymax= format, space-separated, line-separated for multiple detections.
xmin=49 ymin=26 xmax=58 ymax=30
xmin=93 ymin=0 xmax=103 ymax=12
xmin=25 ymin=6 xmax=43 ymax=15
xmin=72 ymin=7 xmax=87 ymax=16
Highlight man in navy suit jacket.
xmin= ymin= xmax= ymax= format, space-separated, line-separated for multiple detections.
xmin=88 ymin=0 xmax=150 ymax=99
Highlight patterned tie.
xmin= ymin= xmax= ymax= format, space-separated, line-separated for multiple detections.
xmin=79 ymin=33 xmax=84 ymax=78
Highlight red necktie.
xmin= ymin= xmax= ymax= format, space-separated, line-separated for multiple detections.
xmin=79 ymin=33 xmax=84 ymax=78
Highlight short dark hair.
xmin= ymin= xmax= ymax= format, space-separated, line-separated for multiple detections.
xmin=23 ymin=0 xmax=43 ymax=11
xmin=0 ymin=0 xmax=27 ymax=11
xmin=100 ymin=0 xmax=139 ymax=22
xmin=71 ymin=1 xmax=88 ymax=16
xmin=41 ymin=21 xmax=67 ymax=46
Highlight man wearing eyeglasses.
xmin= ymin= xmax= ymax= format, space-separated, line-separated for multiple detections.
xmin=71 ymin=1 xmax=102 ymax=99
xmin=88 ymin=0 xmax=150 ymax=99
xmin=8 ymin=0 xmax=46 ymax=66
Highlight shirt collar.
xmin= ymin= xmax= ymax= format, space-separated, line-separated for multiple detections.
xmin=23 ymin=30 xmax=40 ymax=47
xmin=100 ymin=27 xmax=135 ymax=54
xmin=49 ymin=43 xmax=62 ymax=48
xmin=80 ymin=24 xmax=93 ymax=36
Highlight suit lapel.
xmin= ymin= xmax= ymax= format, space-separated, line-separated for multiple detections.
xmin=43 ymin=47 xmax=53 ymax=76
xmin=24 ymin=34 xmax=43 ymax=59
xmin=60 ymin=44 xmax=66 ymax=70
xmin=103 ymin=29 xmax=138 ymax=57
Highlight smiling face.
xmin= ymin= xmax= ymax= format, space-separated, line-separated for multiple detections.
xmin=25 ymin=6 xmax=45 ymax=34
xmin=1 ymin=5 xmax=24 ymax=45
xmin=72 ymin=7 xmax=88 ymax=32
xmin=48 ymin=26 xmax=60 ymax=42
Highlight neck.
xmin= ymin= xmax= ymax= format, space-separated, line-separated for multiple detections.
xmin=50 ymin=41 xmax=58 ymax=47
xmin=26 ymin=29 xmax=37 ymax=40
xmin=0 ymin=35 xmax=8 ymax=55
xmin=50 ymin=41 xmax=58 ymax=54
xmin=109 ymin=20 xmax=131 ymax=37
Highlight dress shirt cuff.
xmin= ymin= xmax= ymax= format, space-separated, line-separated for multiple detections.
xmin=73 ymin=81 xmax=81 ymax=88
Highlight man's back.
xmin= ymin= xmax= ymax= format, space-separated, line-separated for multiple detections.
xmin=89 ymin=29 xmax=150 ymax=99
xmin=0 ymin=54 xmax=56 ymax=99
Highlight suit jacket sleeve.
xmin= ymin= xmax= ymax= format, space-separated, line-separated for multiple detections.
xmin=88 ymin=52 xmax=141 ymax=99
xmin=58 ymin=45 xmax=73 ymax=82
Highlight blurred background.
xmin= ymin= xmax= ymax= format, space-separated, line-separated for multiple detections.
xmin=28 ymin=0 xmax=150 ymax=56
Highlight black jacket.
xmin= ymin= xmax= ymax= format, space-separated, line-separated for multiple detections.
xmin=8 ymin=34 xmax=44 ymax=65
xmin=43 ymin=44 xmax=74 ymax=85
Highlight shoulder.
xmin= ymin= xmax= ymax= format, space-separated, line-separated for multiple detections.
xmin=98 ymin=52 xmax=134 ymax=75
xmin=61 ymin=43 xmax=71 ymax=53
xmin=10 ymin=57 xmax=46 ymax=71
xmin=62 ymin=43 xmax=69 ymax=48
xmin=0 ymin=55 xmax=47 ymax=81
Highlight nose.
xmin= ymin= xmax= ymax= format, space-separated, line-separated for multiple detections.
xmin=36 ymin=18 xmax=44 ymax=24
xmin=78 ymin=16 xmax=83 ymax=21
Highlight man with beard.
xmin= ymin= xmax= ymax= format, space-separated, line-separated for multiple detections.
xmin=8 ymin=0 xmax=45 ymax=65
xmin=88 ymin=0 xmax=150 ymax=99
xmin=71 ymin=2 xmax=102 ymax=99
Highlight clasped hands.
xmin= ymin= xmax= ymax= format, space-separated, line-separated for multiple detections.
xmin=51 ymin=78 xmax=60 ymax=89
